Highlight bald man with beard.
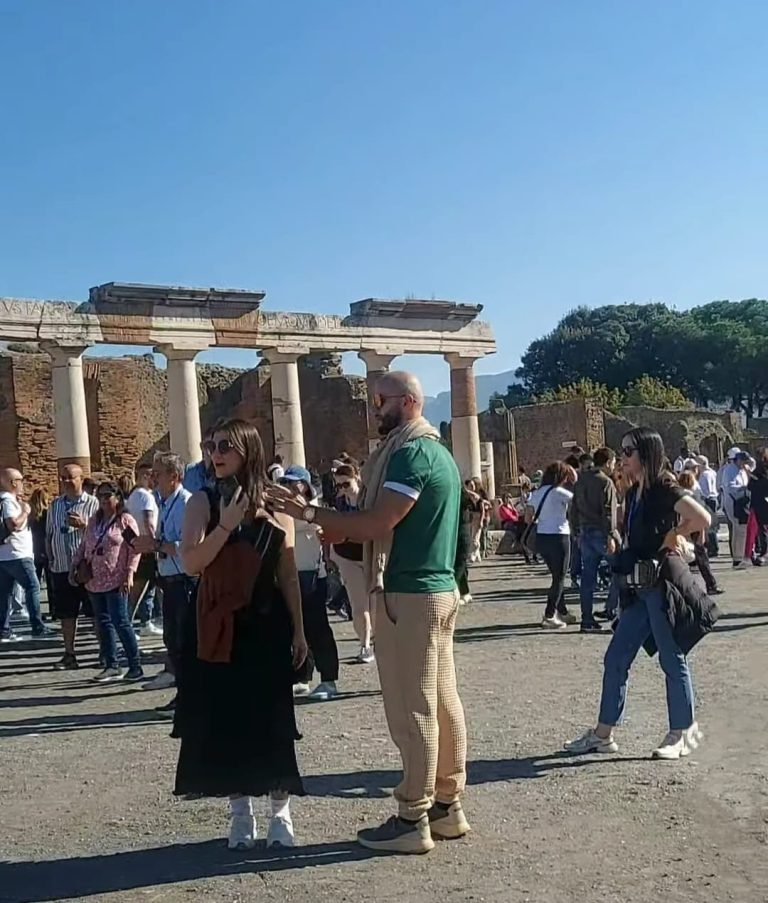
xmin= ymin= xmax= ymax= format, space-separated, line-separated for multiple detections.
xmin=268 ymin=371 xmax=469 ymax=854
xmin=0 ymin=468 xmax=54 ymax=641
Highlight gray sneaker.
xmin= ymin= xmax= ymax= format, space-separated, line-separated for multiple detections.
xmin=427 ymin=802 xmax=471 ymax=839
xmin=564 ymin=729 xmax=619 ymax=755
xmin=93 ymin=668 xmax=123 ymax=683
xmin=357 ymin=815 xmax=434 ymax=854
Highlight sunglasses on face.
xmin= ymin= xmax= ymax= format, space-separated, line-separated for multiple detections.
xmin=97 ymin=491 xmax=115 ymax=500
xmin=621 ymin=446 xmax=637 ymax=458
xmin=202 ymin=438 xmax=235 ymax=456
xmin=372 ymin=393 xmax=405 ymax=410
xmin=335 ymin=481 xmax=353 ymax=489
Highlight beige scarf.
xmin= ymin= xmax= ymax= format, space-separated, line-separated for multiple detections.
xmin=359 ymin=416 xmax=441 ymax=594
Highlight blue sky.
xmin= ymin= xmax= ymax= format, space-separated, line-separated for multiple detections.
xmin=1 ymin=0 xmax=767 ymax=396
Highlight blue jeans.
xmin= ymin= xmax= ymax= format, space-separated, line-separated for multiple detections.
xmin=579 ymin=528 xmax=608 ymax=624
xmin=0 ymin=558 xmax=45 ymax=635
xmin=89 ymin=589 xmax=141 ymax=671
xmin=598 ymin=586 xmax=694 ymax=731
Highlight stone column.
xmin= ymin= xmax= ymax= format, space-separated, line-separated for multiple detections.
xmin=262 ymin=350 xmax=306 ymax=466
xmin=43 ymin=343 xmax=92 ymax=473
xmin=445 ymin=353 xmax=482 ymax=480
xmin=358 ymin=350 xmax=397 ymax=453
xmin=160 ymin=347 xmax=202 ymax=464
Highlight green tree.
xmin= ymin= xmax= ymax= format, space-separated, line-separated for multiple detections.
xmin=538 ymin=378 xmax=624 ymax=413
xmin=623 ymin=376 xmax=693 ymax=409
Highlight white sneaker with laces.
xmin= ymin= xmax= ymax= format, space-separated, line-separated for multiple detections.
xmin=357 ymin=645 xmax=375 ymax=664
xmin=308 ymin=681 xmax=338 ymax=701
xmin=293 ymin=682 xmax=310 ymax=697
xmin=140 ymin=622 xmax=164 ymax=638
xmin=144 ymin=670 xmax=176 ymax=690
xmin=652 ymin=731 xmax=689 ymax=759
xmin=266 ymin=814 xmax=295 ymax=848
xmin=541 ymin=615 xmax=566 ymax=630
xmin=228 ymin=815 xmax=257 ymax=850
xmin=564 ymin=729 xmax=619 ymax=755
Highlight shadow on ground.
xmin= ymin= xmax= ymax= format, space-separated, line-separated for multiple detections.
xmin=0 ymin=838 xmax=378 ymax=903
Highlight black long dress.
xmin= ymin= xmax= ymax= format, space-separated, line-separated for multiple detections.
xmin=172 ymin=504 xmax=304 ymax=799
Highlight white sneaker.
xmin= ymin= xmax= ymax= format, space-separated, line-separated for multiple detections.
xmin=228 ymin=815 xmax=257 ymax=850
xmin=140 ymin=622 xmax=164 ymax=637
xmin=144 ymin=670 xmax=176 ymax=690
xmin=685 ymin=722 xmax=703 ymax=751
xmin=732 ymin=561 xmax=749 ymax=570
xmin=266 ymin=814 xmax=295 ymax=848
xmin=357 ymin=645 xmax=375 ymax=664
xmin=308 ymin=681 xmax=338 ymax=701
xmin=564 ymin=729 xmax=619 ymax=754
xmin=652 ymin=731 xmax=689 ymax=759
xmin=541 ymin=615 xmax=566 ymax=629
xmin=459 ymin=594 xmax=473 ymax=605
xmin=293 ymin=682 xmax=310 ymax=697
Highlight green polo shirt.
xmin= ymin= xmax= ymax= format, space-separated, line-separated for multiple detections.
xmin=382 ymin=437 xmax=461 ymax=594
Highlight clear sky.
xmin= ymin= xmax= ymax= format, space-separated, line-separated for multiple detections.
xmin=1 ymin=1 xmax=767 ymax=395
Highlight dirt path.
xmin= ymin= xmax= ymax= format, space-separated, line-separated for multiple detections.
xmin=2 ymin=556 xmax=767 ymax=902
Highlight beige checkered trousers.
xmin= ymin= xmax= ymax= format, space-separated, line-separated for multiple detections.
xmin=376 ymin=589 xmax=467 ymax=819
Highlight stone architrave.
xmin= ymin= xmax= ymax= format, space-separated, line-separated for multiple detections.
xmin=40 ymin=342 xmax=92 ymax=473
xmin=157 ymin=346 xmax=204 ymax=465
xmin=445 ymin=353 xmax=482 ymax=481
xmin=358 ymin=350 xmax=399 ymax=453
xmin=261 ymin=349 xmax=307 ymax=467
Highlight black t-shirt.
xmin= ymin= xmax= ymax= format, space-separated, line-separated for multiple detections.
xmin=625 ymin=480 xmax=686 ymax=561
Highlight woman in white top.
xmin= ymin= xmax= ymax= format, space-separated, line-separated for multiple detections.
xmin=526 ymin=461 xmax=577 ymax=629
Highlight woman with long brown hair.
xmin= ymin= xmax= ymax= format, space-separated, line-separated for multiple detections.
xmin=176 ymin=419 xmax=308 ymax=851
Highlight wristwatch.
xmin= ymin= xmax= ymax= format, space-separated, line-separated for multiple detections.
xmin=302 ymin=505 xmax=317 ymax=524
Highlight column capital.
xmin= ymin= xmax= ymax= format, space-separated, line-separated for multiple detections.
xmin=358 ymin=350 xmax=398 ymax=371
xmin=40 ymin=341 xmax=90 ymax=363
xmin=444 ymin=351 xmax=483 ymax=369
xmin=260 ymin=347 xmax=309 ymax=364
xmin=155 ymin=345 xmax=203 ymax=362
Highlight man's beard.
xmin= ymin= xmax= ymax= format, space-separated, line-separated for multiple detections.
xmin=378 ymin=410 xmax=404 ymax=436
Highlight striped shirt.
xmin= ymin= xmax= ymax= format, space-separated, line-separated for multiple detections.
xmin=46 ymin=493 xmax=99 ymax=574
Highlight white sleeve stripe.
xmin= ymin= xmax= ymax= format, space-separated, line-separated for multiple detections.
xmin=383 ymin=481 xmax=421 ymax=501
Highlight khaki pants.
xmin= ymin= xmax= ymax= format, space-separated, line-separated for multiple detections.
xmin=376 ymin=589 xmax=467 ymax=819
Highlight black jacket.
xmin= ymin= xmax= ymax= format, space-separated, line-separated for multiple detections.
xmin=639 ymin=552 xmax=721 ymax=657
xmin=749 ymin=469 xmax=768 ymax=525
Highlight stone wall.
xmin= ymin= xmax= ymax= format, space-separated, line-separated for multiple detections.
xmin=1 ymin=349 xmax=369 ymax=494
xmin=509 ymin=398 xmax=603 ymax=472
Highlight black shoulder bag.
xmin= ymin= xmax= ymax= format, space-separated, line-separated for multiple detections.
xmin=521 ymin=486 xmax=555 ymax=556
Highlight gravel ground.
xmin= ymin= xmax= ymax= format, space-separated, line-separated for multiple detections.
xmin=1 ymin=552 xmax=767 ymax=903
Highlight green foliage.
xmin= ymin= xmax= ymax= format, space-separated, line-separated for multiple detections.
xmin=512 ymin=299 xmax=768 ymax=415
xmin=623 ymin=376 xmax=693 ymax=409
xmin=537 ymin=379 xmax=624 ymax=413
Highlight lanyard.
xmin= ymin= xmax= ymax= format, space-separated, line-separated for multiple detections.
xmin=93 ymin=516 xmax=117 ymax=551
xmin=159 ymin=490 xmax=181 ymax=540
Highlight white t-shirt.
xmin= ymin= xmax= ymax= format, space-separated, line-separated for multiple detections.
xmin=528 ymin=485 xmax=573 ymax=535
xmin=0 ymin=492 xmax=34 ymax=560
xmin=126 ymin=487 xmax=159 ymax=536
xmin=698 ymin=468 xmax=717 ymax=499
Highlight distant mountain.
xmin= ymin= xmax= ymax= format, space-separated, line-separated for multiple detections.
xmin=424 ymin=370 xmax=519 ymax=424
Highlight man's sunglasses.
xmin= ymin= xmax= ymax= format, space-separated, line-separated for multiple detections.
xmin=372 ymin=393 xmax=405 ymax=410
xmin=202 ymin=439 xmax=235 ymax=455
xmin=621 ymin=446 xmax=637 ymax=458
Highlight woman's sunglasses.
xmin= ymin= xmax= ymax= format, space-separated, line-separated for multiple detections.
xmin=335 ymin=481 xmax=353 ymax=489
xmin=621 ymin=446 xmax=637 ymax=458
xmin=97 ymin=491 xmax=116 ymax=500
xmin=202 ymin=439 xmax=235 ymax=456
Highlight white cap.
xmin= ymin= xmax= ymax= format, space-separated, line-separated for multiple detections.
xmin=727 ymin=446 xmax=741 ymax=460
xmin=695 ymin=454 xmax=709 ymax=468
xmin=683 ymin=458 xmax=699 ymax=470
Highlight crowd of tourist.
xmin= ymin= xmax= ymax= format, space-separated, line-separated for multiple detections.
xmin=1 ymin=377 xmax=765 ymax=855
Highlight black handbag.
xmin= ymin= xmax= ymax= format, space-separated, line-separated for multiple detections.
xmin=521 ymin=486 xmax=555 ymax=555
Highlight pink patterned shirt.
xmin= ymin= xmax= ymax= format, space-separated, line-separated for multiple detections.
xmin=72 ymin=512 xmax=141 ymax=593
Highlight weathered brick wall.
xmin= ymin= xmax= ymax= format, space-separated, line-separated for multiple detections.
xmin=2 ymin=350 xmax=369 ymax=493
xmin=511 ymin=399 xmax=592 ymax=472
xmin=0 ymin=358 xmax=20 ymax=471
xmin=10 ymin=354 xmax=58 ymax=493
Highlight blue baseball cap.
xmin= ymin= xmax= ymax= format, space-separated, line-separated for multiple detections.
xmin=280 ymin=465 xmax=317 ymax=498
